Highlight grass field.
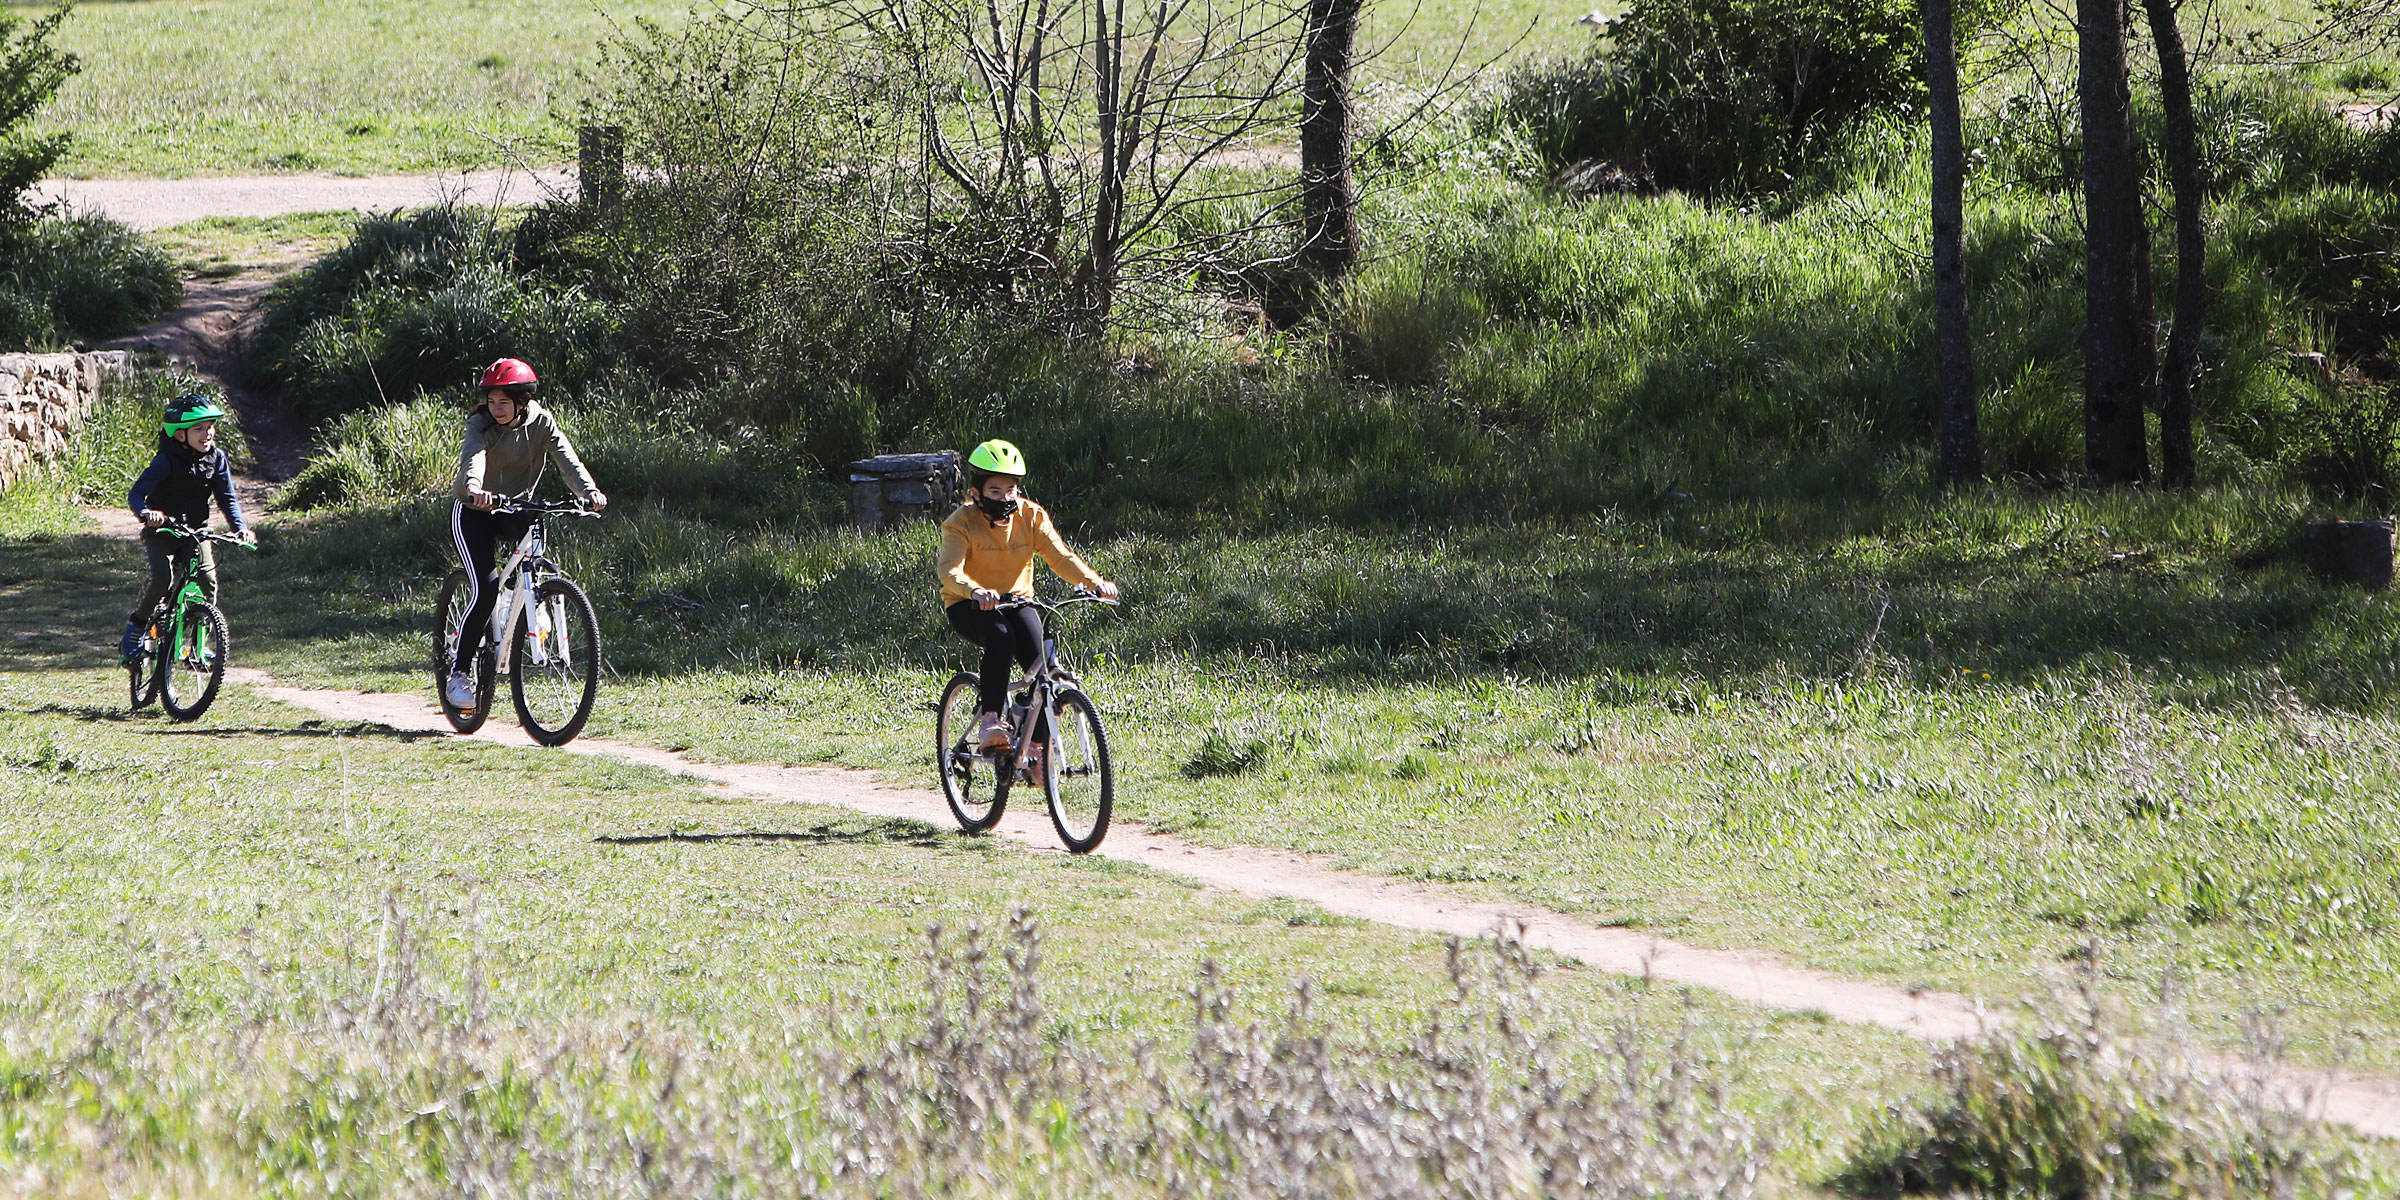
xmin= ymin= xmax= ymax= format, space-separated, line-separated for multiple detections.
xmin=14 ymin=0 xmax=1588 ymax=178
xmin=0 ymin=524 xmax=1932 ymax=1193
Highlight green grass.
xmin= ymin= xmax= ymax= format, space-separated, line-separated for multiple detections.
xmin=17 ymin=466 xmax=2400 ymax=1083
xmin=14 ymin=0 xmax=1585 ymax=179
xmin=0 ymin=530 xmax=1933 ymax=1192
xmin=13 ymin=0 xmax=738 ymax=177
xmin=145 ymin=211 xmax=361 ymax=276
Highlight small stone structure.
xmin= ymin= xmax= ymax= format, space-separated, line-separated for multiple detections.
xmin=0 ymin=351 xmax=131 ymax=491
xmin=2305 ymin=517 xmax=2397 ymax=588
xmin=848 ymin=451 xmax=962 ymax=530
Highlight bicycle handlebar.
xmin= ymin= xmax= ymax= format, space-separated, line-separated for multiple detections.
xmin=486 ymin=496 xmax=603 ymax=518
xmin=152 ymin=521 xmax=256 ymax=549
xmin=993 ymin=587 xmax=1120 ymax=615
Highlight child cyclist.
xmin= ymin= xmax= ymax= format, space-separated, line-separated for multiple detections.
xmin=119 ymin=393 xmax=255 ymax=661
xmin=937 ymin=439 xmax=1119 ymax=757
xmin=444 ymin=358 xmax=607 ymax=710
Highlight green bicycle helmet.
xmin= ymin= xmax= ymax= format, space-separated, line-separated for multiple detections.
xmin=163 ymin=393 xmax=228 ymax=433
xmin=966 ymin=438 xmax=1027 ymax=478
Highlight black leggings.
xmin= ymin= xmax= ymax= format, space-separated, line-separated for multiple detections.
xmin=450 ymin=502 xmax=534 ymax=674
xmin=947 ymin=599 xmax=1044 ymax=717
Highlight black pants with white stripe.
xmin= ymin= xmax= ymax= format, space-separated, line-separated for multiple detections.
xmin=451 ymin=501 xmax=534 ymax=675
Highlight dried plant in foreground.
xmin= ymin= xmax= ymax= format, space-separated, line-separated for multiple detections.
xmin=0 ymin=902 xmax=1772 ymax=1198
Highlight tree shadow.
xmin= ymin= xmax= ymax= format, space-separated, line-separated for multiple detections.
xmin=142 ymin=721 xmax=448 ymax=743
xmin=15 ymin=704 xmax=447 ymax=742
xmin=595 ymin=818 xmax=948 ymax=848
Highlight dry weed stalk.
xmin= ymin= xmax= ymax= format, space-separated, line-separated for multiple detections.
xmin=0 ymin=900 xmax=1772 ymax=1198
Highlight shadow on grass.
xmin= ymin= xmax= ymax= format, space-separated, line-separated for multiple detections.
xmin=596 ymin=818 xmax=947 ymax=848
xmin=142 ymin=721 xmax=449 ymax=743
xmin=13 ymin=493 xmax=2394 ymax=711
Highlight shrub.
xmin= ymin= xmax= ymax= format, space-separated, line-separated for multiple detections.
xmin=0 ymin=215 xmax=182 ymax=349
xmin=1491 ymin=0 xmax=1926 ymax=195
xmin=253 ymin=205 xmax=619 ymax=421
xmin=1836 ymin=974 xmax=2387 ymax=1198
xmin=0 ymin=2 xmax=76 ymax=224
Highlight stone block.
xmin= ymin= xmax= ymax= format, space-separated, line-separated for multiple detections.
xmin=2305 ymin=518 xmax=2397 ymax=588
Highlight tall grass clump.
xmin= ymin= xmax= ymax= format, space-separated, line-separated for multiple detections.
xmin=0 ymin=215 xmax=182 ymax=349
xmin=275 ymin=395 xmax=459 ymax=510
xmin=1836 ymin=972 xmax=2389 ymax=1198
xmin=0 ymin=901 xmax=1775 ymax=1198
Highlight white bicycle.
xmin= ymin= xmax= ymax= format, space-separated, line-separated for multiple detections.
xmin=434 ymin=496 xmax=603 ymax=745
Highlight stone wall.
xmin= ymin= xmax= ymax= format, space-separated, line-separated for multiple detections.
xmin=0 ymin=351 xmax=132 ymax=490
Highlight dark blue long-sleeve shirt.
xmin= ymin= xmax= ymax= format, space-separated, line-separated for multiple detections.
xmin=128 ymin=439 xmax=246 ymax=532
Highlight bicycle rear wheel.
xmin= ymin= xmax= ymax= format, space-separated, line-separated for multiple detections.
xmin=510 ymin=578 xmax=600 ymax=746
xmin=159 ymin=603 xmax=227 ymax=721
xmin=1042 ymin=687 xmax=1113 ymax=853
xmin=434 ymin=569 xmax=495 ymax=734
xmin=127 ymin=610 xmax=163 ymax=711
xmin=937 ymin=672 xmax=1008 ymax=832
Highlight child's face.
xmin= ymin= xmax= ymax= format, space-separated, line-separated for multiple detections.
xmin=178 ymin=421 xmax=217 ymax=453
xmin=979 ymin=475 xmax=1020 ymax=502
xmin=484 ymin=389 xmax=523 ymax=426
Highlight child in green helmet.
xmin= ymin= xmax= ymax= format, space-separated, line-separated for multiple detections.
xmin=119 ymin=393 xmax=254 ymax=660
xmin=936 ymin=438 xmax=1118 ymax=753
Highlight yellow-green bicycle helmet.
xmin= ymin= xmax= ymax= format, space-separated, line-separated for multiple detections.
xmin=966 ymin=438 xmax=1027 ymax=477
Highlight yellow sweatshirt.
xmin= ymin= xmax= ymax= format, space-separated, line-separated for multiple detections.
xmin=937 ymin=498 xmax=1105 ymax=605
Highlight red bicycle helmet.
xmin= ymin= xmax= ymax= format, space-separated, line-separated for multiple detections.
xmin=478 ymin=358 xmax=539 ymax=392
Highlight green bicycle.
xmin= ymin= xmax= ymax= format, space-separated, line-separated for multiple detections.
xmin=127 ymin=522 xmax=253 ymax=721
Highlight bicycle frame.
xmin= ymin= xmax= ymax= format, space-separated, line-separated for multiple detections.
xmin=151 ymin=525 xmax=243 ymax=663
xmin=992 ymin=593 xmax=1108 ymax=769
xmin=485 ymin=519 xmax=567 ymax=675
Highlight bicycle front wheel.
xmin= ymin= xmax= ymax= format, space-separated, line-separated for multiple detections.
xmin=434 ymin=569 xmax=495 ymax=734
xmin=1043 ymin=687 xmax=1113 ymax=853
xmin=159 ymin=603 xmax=228 ymax=722
xmin=937 ymin=672 xmax=1007 ymax=833
xmin=510 ymin=578 xmax=600 ymax=746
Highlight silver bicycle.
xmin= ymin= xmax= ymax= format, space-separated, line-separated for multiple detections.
xmin=434 ymin=497 xmax=603 ymax=746
xmin=936 ymin=589 xmax=1118 ymax=853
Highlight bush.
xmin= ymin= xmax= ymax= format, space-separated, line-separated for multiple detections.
xmin=0 ymin=2 xmax=76 ymax=223
xmin=0 ymin=215 xmax=183 ymax=349
xmin=253 ymin=206 xmax=620 ymax=421
xmin=1491 ymin=0 xmax=1926 ymax=195
xmin=1836 ymin=975 xmax=2387 ymax=1198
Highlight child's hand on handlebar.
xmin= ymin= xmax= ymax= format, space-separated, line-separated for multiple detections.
xmin=974 ymin=587 xmax=1004 ymax=610
xmin=238 ymin=528 xmax=258 ymax=546
xmin=469 ymin=488 xmax=498 ymax=510
xmin=140 ymin=510 xmax=167 ymax=528
xmin=1092 ymin=579 xmax=1120 ymax=602
xmin=586 ymin=490 xmax=608 ymax=512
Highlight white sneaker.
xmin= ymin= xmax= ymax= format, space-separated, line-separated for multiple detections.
xmin=976 ymin=712 xmax=1012 ymax=752
xmin=444 ymin=672 xmax=477 ymax=709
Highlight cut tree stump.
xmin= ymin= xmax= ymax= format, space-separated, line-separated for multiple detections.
xmin=2304 ymin=518 xmax=2396 ymax=588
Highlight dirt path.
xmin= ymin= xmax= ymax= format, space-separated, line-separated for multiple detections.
xmin=37 ymin=168 xmax=577 ymax=233
xmin=186 ymin=664 xmax=2398 ymax=1141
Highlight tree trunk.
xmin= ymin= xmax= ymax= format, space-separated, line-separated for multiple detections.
xmin=2144 ymin=0 xmax=2204 ymax=488
xmin=1298 ymin=0 xmax=1362 ymax=284
xmin=2077 ymin=0 xmax=2153 ymax=484
xmin=1924 ymin=0 xmax=1980 ymax=486
xmin=1084 ymin=0 xmax=1128 ymax=331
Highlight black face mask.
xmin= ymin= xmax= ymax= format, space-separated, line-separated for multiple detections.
xmin=977 ymin=494 xmax=1019 ymax=523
